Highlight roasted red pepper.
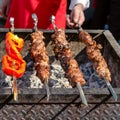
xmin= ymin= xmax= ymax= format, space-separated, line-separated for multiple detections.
xmin=2 ymin=32 xmax=26 ymax=78
xmin=2 ymin=55 xmax=26 ymax=78
xmin=5 ymin=32 xmax=24 ymax=61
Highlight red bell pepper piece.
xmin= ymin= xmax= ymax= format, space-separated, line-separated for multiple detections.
xmin=2 ymin=32 xmax=26 ymax=78
xmin=6 ymin=32 xmax=24 ymax=61
xmin=2 ymin=55 xmax=26 ymax=78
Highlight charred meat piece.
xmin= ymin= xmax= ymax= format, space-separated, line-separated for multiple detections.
xmin=79 ymin=31 xmax=111 ymax=81
xmin=52 ymin=28 xmax=86 ymax=87
xmin=30 ymin=31 xmax=50 ymax=83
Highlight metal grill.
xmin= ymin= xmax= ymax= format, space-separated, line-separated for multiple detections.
xmin=0 ymin=104 xmax=120 ymax=120
xmin=0 ymin=28 xmax=120 ymax=119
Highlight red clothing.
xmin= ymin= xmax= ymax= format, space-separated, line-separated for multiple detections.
xmin=92 ymin=0 xmax=97 ymax=8
xmin=5 ymin=0 xmax=67 ymax=29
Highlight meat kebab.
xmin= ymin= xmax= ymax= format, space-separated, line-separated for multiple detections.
xmin=30 ymin=31 xmax=50 ymax=101
xmin=79 ymin=29 xmax=118 ymax=101
xmin=51 ymin=19 xmax=88 ymax=105
xmin=30 ymin=14 xmax=50 ymax=101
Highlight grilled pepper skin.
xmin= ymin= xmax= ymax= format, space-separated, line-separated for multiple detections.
xmin=2 ymin=32 xmax=26 ymax=78
xmin=2 ymin=55 xmax=26 ymax=78
xmin=6 ymin=32 xmax=24 ymax=61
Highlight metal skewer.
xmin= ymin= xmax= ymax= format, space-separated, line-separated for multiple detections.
xmin=32 ymin=13 xmax=38 ymax=31
xmin=77 ymin=83 xmax=88 ymax=106
xmin=50 ymin=15 xmax=57 ymax=29
xmin=78 ymin=23 xmax=104 ymax=40
xmin=44 ymin=79 xmax=50 ymax=101
xmin=51 ymin=16 xmax=88 ymax=106
xmin=75 ymin=24 xmax=88 ymax=106
xmin=78 ymin=23 xmax=117 ymax=102
xmin=105 ymin=79 xmax=118 ymax=101
xmin=78 ymin=24 xmax=83 ymax=32
xmin=32 ymin=13 xmax=50 ymax=101
xmin=9 ymin=17 xmax=18 ymax=102
xmin=10 ymin=17 xmax=15 ymax=32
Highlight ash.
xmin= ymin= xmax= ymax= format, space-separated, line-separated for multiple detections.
xmin=80 ymin=62 xmax=107 ymax=88
xmin=0 ymin=61 xmax=106 ymax=88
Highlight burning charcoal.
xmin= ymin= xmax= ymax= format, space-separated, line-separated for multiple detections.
xmin=48 ymin=79 xmax=58 ymax=87
xmin=80 ymin=62 xmax=107 ymax=88
xmin=1 ymin=81 xmax=8 ymax=87
xmin=26 ymin=61 xmax=34 ymax=71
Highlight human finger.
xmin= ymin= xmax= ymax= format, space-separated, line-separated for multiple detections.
xmin=66 ymin=14 xmax=75 ymax=28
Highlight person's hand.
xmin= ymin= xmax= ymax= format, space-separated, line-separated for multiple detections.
xmin=1 ymin=0 xmax=12 ymax=17
xmin=66 ymin=3 xmax=85 ymax=28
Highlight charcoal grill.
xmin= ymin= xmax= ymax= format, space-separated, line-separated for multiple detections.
xmin=0 ymin=28 xmax=120 ymax=120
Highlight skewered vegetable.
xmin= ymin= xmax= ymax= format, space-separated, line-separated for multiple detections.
xmin=2 ymin=32 xmax=26 ymax=101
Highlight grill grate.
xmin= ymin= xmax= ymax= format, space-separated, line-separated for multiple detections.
xmin=0 ymin=28 xmax=120 ymax=119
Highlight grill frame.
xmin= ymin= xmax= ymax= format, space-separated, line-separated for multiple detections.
xmin=0 ymin=28 xmax=120 ymax=119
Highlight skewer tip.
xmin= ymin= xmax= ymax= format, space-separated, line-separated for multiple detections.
xmin=13 ymin=77 xmax=18 ymax=102
xmin=44 ymin=80 xmax=50 ymax=101
xmin=76 ymin=82 xmax=88 ymax=106
xmin=14 ymin=92 xmax=18 ymax=102
xmin=105 ymin=79 xmax=118 ymax=101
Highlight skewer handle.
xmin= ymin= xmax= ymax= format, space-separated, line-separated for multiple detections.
xmin=9 ymin=17 xmax=15 ymax=32
xmin=50 ymin=15 xmax=57 ymax=29
xmin=78 ymin=24 xmax=83 ymax=32
xmin=32 ymin=13 xmax=38 ymax=31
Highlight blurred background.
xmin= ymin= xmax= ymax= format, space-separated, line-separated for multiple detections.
xmin=0 ymin=0 xmax=6 ymax=27
xmin=0 ymin=0 xmax=95 ymax=29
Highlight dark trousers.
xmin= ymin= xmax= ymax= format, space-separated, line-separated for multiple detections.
xmin=90 ymin=0 xmax=110 ymax=29
xmin=90 ymin=0 xmax=120 ymax=41
xmin=109 ymin=0 xmax=120 ymax=41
